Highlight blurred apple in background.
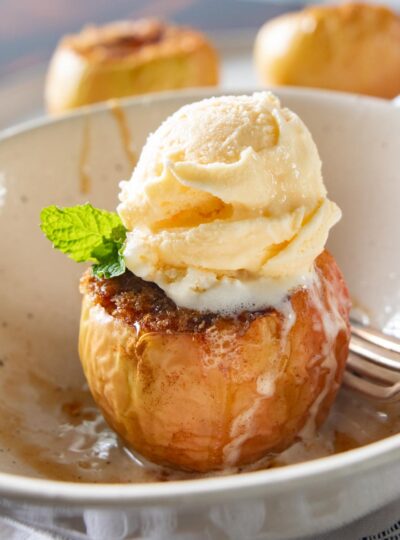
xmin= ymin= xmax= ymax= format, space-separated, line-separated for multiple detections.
xmin=0 ymin=0 xmax=297 ymax=127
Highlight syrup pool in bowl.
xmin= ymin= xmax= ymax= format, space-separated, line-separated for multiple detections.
xmin=0 ymin=349 xmax=399 ymax=484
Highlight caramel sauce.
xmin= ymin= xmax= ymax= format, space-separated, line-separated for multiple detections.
xmin=0 ymin=353 xmax=399 ymax=483
xmin=79 ymin=120 xmax=91 ymax=195
xmin=109 ymin=102 xmax=137 ymax=168
xmin=0 ymin=365 xmax=160 ymax=483
xmin=334 ymin=431 xmax=360 ymax=453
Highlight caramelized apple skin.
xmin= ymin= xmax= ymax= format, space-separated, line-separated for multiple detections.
xmin=79 ymin=251 xmax=350 ymax=472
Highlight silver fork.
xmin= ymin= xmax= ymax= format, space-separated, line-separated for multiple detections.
xmin=344 ymin=320 xmax=400 ymax=402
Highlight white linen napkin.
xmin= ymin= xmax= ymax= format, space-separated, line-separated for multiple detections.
xmin=1 ymin=498 xmax=400 ymax=540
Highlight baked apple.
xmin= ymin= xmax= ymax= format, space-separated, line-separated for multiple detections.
xmin=79 ymin=251 xmax=350 ymax=471
xmin=254 ymin=3 xmax=400 ymax=99
xmin=46 ymin=19 xmax=219 ymax=114
xmin=41 ymin=92 xmax=351 ymax=473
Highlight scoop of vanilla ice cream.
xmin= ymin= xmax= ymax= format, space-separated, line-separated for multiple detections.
xmin=118 ymin=92 xmax=341 ymax=313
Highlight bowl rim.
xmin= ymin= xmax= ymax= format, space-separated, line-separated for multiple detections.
xmin=0 ymin=433 xmax=400 ymax=507
xmin=1 ymin=86 xmax=399 ymax=506
xmin=0 ymin=85 xmax=394 ymax=143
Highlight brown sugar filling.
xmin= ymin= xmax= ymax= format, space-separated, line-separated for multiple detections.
xmin=80 ymin=268 xmax=273 ymax=335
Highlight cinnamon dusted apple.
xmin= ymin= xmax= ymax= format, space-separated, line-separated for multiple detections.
xmin=41 ymin=92 xmax=351 ymax=472
xmin=78 ymin=252 xmax=349 ymax=471
xmin=45 ymin=19 xmax=219 ymax=114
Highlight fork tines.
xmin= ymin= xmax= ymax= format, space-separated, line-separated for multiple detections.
xmin=344 ymin=320 xmax=400 ymax=402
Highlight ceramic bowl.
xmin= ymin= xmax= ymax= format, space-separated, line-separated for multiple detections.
xmin=0 ymin=88 xmax=399 ymax=540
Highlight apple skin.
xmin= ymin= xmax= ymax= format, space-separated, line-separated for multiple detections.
xmin=79 ymin=251 xmax=350 ymax=472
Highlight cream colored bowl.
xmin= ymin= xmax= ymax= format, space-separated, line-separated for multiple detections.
xmin=0 ymin=88 xmax=399 ymax=539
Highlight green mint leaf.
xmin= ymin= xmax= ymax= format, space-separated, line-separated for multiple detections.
xmin=40 ymin=204 xmax=127 ymax=275
xmin=91 ymin=240 xmax=126 ymax=278
xmin=91 ymin=238 xmax=120 ymax=263
xmin=92 ymin=252 xmax=126 ymax=279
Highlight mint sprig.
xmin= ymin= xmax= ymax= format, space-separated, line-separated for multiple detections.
xmin=40 ymin=203 xmax=127 ymax=278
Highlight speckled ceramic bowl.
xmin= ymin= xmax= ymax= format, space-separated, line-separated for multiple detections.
xmin=0 ymin=88 xmax=399 ymax=540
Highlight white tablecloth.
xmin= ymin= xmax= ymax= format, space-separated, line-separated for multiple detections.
xmin=1 ymin=498 xmax=400 ymax=540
